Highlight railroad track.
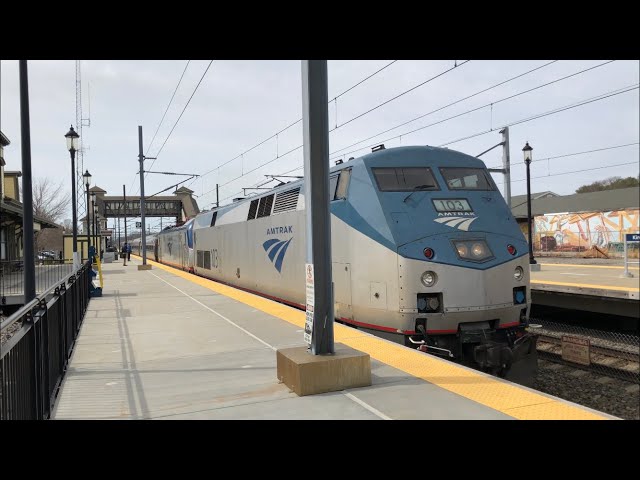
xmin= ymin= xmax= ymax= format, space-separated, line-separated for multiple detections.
xmin=533 ymin=328 xmax=639 ymax=383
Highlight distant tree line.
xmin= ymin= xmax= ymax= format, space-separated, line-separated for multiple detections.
xmin=575 ymin=176 xmax=640 ymax=194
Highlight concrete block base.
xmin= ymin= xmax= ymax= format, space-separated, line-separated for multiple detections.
xmin=276 ymin=343 xmax=371 ymax=396
xmin=137 ymin=264 xmax=153 ymax=270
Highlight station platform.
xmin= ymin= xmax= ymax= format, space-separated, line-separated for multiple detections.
xmin=530 ymin=261 xmax=639 ymax=318
xmin=51 ymin=257 xmax=616 ymax=420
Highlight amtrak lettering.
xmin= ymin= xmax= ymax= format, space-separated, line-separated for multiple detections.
xmin=266 ymin=226 xmax=293 ymax=235
xmin=437 ymin=212 xmax=476 ymax=217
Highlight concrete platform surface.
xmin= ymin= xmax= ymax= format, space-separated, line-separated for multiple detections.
xmin=51 ymin=258 xmax=614 ymax=420
xmin=532 ymin=262 xmax=639 ymax=299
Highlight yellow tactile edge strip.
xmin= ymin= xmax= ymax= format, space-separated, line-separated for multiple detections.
xmin=132 ymin=255 xmax=610 ymax=420
xmin=531 ymin=279 xmax=639 ymax=293
xmin=540 ymin=263 xmax=639 ymax=270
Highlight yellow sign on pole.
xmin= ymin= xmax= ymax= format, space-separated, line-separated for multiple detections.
xmin=95 ymin=254 xmax=104 ymax=289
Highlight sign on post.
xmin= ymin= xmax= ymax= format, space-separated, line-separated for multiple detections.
xmin=135 ymin=221 xmax=142 ymax=228
xmin=561 ymin=335 xmax=591 ymax=366
xmin=304 ymin=264 xmax=314 ymax=345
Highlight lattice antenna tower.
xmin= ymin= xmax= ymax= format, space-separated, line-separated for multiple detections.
xmin=75 ymin=60 xmax=91 ymax=233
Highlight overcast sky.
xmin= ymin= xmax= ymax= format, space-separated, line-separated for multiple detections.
xmin=1 ymin=60 xmax=638 ymax=231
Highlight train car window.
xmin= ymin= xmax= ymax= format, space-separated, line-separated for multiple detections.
xmin=256 ymin=194 xmax=275 ymax=218
xmin=248 ymin=199 xmax=259 ymax=220
xmin=335 ymin=168 xmax=351 ymax=199
xmin=439 ymin=167 xmax=495 ymax=191
xmin=372 ymin=167 xmax=439 ymax=192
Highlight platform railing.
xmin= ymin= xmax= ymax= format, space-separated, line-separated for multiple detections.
xmin=0 ymin=261 xmax=92 ymax=420
xmin=1 ymin=258 xmax=74 ymax=301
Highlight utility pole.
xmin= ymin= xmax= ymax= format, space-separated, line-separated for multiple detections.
xmin=500 ymin=127 xmax=511 ymax=208
xmin=301 ymin=60 xmax=334 ymax=355
xmin=274 ymin=60 xmax=371 ymax=397
xmin=480 ymin=127 xmax=511 ymax=208
xmin=123 ymin=185 xmax=127 ymax=246
xmin=137 ymin=126 xmax=152 ymax=270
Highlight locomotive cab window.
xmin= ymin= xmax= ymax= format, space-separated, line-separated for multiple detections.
xmin=372 ymin=167 xmax=439 ymax=192
xmin=330 ymin=168 xmax=351 ymax=200
xmin=439 ymin=167 xmax=495 ymax=191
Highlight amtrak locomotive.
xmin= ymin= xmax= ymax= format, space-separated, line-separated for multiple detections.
xmin=152 ymin=145 xmax=538 ymax=383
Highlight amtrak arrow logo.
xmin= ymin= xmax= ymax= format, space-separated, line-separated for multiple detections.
xmin=263 ymin=238 xmax=293 ymax=273
xmin=434 ymin=216 xmax=478 ymax=231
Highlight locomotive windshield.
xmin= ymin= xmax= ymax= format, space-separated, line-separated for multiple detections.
xmin=439 ymin=167 xmax=495 ymax=191
xmin=372 ymin=167 xmax=439 ymax=192
xmin=186 ymin=221 xmax=194 ymax=248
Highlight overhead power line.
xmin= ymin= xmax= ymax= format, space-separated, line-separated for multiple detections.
xmin=207 ymin=82 xmax=638 ymax=207
xmin=330 ymin=60 xmax=617 ymax=161
xmin=487 ymin=142 xmax=639 ymax=170
xmin=197 ymin=60 xmax=469 ymax=198
xmin=329 ymin=60 xmax=559 ymax=157
xmin=134 ymin=60 xmax=214 ymax=195
xmin=331 ymin=60 xmax=471 ymax=130
xmin=498 ymin=161 xmax=639 ymax=185
xmin=331 ymin=60 xmax=397 ymax=101
xmin=192 ymin=60 xmax=401 ymax=184
xmin=438 ymin=83 xmax=638 ymax=148
xmin=146 ymin=60 xmax=191 ymax=155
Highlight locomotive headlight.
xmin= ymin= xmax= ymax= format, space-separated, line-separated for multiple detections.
xmin=471 ymin=243 xmax=485 ymax=257
xmin=421 ymin=271 xmax=437 ymax=287
xmin=514 ymin=266 xmax=524 ymax=281
xmin=452 ymin=239 xmax=493 ymax=262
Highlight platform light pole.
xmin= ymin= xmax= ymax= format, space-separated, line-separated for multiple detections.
xmin=83 ymin=170 xmax=91 ymax=261
xmin=20 ymin=60 xmax=36 ymax=302
xmin=65 ymin=125 xmax=80 ymax=269
xmin=522 ymin=142 xmax=537 ymax=266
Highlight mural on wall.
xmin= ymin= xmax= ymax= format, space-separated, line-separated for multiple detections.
xmin=533 ymin=209 xmax=639 ymax=252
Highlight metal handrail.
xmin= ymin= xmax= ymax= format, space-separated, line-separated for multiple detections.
xmin=0 ymin=261 xmax=90 ymax=333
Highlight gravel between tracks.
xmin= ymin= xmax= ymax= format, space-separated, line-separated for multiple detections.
xmin=533 ymin=358 xmax=639 ymax=420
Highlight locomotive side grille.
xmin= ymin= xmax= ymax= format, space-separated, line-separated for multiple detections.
xmin=247 ymin=199 xmax=259 ymax=220
xmin=272 ymin=188 xmax=300 ymax=214
xmin=257 ymin=194 xmax=275 ymax=218
xmin=203 ymin=251 xmax=211 ymax=269
xmin=197 ymin=250 xmax=204 ymax=268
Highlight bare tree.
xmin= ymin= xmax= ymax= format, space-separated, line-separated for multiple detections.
xmin=33 ymin=177 xmax=70 ymax=223
xmin=33 ymin=178 xmax=70 ymax=254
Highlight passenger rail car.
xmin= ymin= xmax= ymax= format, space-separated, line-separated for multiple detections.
xmin=155 ymin=145 xmax=538 ymax=383
xmin=130 ymin=234 xmax=158 ymax=258
xmin=155 ymin=220 xmax=195 ymax=272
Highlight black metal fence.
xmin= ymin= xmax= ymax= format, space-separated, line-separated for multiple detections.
xmin=1 ymin=259 xmax=74 ymax=301
xmin=0 ymin=261 xmax=91 ymax=420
